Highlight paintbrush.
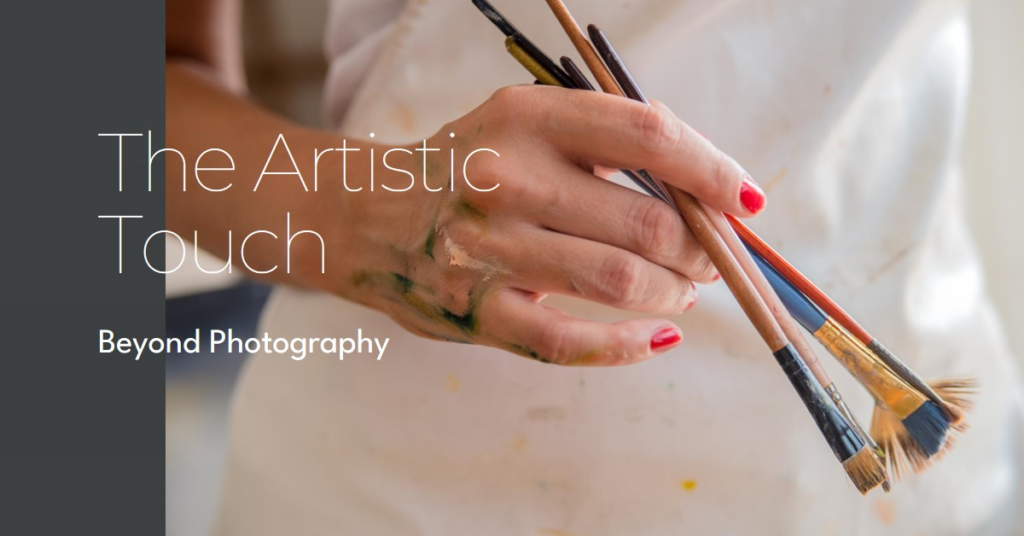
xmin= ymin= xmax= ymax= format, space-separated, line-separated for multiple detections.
xmin=577 ymin=18 xmax=963 ymax=474
xmin=730 ymin=215 xmax=973 ymax=475
xmin=585 ymin=18 xmax=957 ymax=478
xmin=573 ymin=15 xmax=887 ymax=492
xmin=472 ymin=0 xmax=575 ymax=88
xmin=728 ymin=214 xmax=973 ymax=425
xmin=482 ymin=0 xmax=888 ymax=494
xmin=748 ymin=250 xmax=964 ymax=477
xmin=560 ymin=56 xmax=594 ymax=91
xmin=503 ymin=35 xmax=674 ymax=204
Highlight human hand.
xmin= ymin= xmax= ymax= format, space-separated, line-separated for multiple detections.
xmin=319 ymin=85 xmax=765 ymax=366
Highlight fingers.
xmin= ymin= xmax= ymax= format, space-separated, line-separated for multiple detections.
xmin=500 ymin=86 xmax=767 ymax=218
xmin=483 ymin=288 xmax=683 ymax=366
xmin=499 ymin=226 xmax=699 ymax=314
xmin=524 ymin=161 xmax=718 ymax=283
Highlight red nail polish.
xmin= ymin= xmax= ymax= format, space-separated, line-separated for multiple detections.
xmin=684 ymin=284 xmax=698 ymax=311
xmin=712 ymin=272 xmax=722 ymax=282
xmin=651 ymin=327 xmax=682 ymax=352
xmin=739 ymin=176 xmax=766 ymax=214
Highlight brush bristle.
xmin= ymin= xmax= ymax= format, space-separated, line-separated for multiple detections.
xmin=901 ymin=400 xmax=948 ymax=457
xmin=871 ymin=378 xmax=976 ymax=478
xmin=932 ymin=378 xmax=977 ymax=429
xmin=842 ymin=446 xmax=889 ymax=495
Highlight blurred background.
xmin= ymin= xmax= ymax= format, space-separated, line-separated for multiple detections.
xmin=165 ymin=2 xmax=328 ymax=535
xmin=165 ymin=1 xmax=1024 ymax=534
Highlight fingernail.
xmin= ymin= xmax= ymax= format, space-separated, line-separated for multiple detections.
xmin=650 ymin=327 xmax=682 ymax=353
xmin=739 ymin=175 xmax=766 ymax=215
xmin=684 ymin=284 xmax=698 ymax=311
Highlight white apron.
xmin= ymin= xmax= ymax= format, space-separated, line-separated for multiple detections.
xmin=214 ymin=1 xmax=1024 ymax=534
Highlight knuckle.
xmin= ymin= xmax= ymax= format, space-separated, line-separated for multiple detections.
xmin=706 ymin=150 xmax=733 ymax=194
xmin=673 ymin=277 xmax=696 ymax=312
xmin=597 ymin=252 xmax=647 ymax=307
xmin=489 ymin=86 xmax=533 ymax=122
xmin=492 ymin=170 xmax=542 ymax=206
xmin=687 ymin=251 xmax=717 ymax=283
xmin=635 ymin=105 xmax=682 ymax=154
xmin=490 ymin=85 xmax=523 ymax=106
xmin=535 ymin=322 xmax=575 ymax=365
xmin=626 ymin=197 xmax=679 ymax=258
xmin=462 ymin=166 xmax=503 ymax=198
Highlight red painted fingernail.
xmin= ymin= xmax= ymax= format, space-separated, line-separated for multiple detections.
xmin=739 ymin=176 xmax=766 ymax=215
xmin=684 ymin=284 xmax=698 ymax=311
xmin=651 ymin=327 xmax=682 ymax=352
xmin=712 ymin=272 xmax=722 ymax=282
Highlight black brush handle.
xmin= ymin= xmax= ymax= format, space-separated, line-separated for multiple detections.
xmin=472 ymin=0 xmax=576 ymax=88
xmin=560 ymin=56 xmax=595 ymax=91
xmin=773 ymin=344 xmax=863 ymax=462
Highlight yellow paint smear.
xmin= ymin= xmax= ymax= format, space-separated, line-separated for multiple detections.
xmin=445 ymin=373 xmax=460 ymax=393
xmin=679 ymin=479 xmax=697 ymax=492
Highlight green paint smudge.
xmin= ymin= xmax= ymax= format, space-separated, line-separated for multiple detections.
xmin=424 ymin=227 xmax=437 ymax=260
xmin=452 ymin=198 xmax=487 ymax=223
xmin=392 ymin=273 xmax=415 ymax=294
xmin=440 ymin=306 xmax=477 ymax=334
xmin=509 ymin=343 xmax=552 ymax=364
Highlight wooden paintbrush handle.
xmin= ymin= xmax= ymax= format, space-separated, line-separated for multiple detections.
xmin=544 ymin=0 xmax=622 ymax=96
xmin=544 ymin=0 xmax=790 ymax=354
xmin=666 ymin=187 xmax=788 ymax=351
xmin=702 ymin=202 xmax=835 ymax=385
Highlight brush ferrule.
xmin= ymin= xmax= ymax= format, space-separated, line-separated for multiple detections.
xmin=773 ymin=344 xmax=863 ymax=462
xmin=826 ymin=383 xmax=886 ymax=464
xmin=814 ymin=319 xmax=927 ymax=419
xmin=505 ymin=37 xmax=564 ymax=88
xmin=867 ymin=339 xmax=945 ymax=408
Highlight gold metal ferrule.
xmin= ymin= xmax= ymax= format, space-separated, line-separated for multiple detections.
xmin=815 ymin=319 xmax=926 ymax=419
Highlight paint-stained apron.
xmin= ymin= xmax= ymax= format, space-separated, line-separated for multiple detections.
xmin=214 ymin=1 xmax=1024 ymax=534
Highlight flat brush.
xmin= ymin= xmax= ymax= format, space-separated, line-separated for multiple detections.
xmin=727 ymin=214 xmax=972 ymax=427
xmin=597 ymin=21 xmax=889 ymax=471
xmin=538 ymin=1 xmax=885 ymax=493
xmin=749 ymin=249 xmax=956 ymax=477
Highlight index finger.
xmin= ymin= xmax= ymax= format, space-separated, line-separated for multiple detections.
xmin=526 ymin=87 xmax=767 ymax=217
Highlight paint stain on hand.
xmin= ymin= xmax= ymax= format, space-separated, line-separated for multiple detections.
xmin=445 ymin=373 xmax=461 ymax=393
xmin=679 ymin=479 xmax=698 ymax=492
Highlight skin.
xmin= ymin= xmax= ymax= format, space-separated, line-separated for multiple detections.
xmin=166 ymin=0 xmax=764 ymax=366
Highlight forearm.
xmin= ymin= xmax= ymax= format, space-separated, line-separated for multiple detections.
xmin=165 ymin=60 xmax=359 ymax=287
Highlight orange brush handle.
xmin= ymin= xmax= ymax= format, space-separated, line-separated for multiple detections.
xmin=726 ymin=214 xmax=874 ymax=344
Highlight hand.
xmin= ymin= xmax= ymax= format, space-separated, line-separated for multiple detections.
xmin=318 ymin=85 xmax=766 ymax=366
